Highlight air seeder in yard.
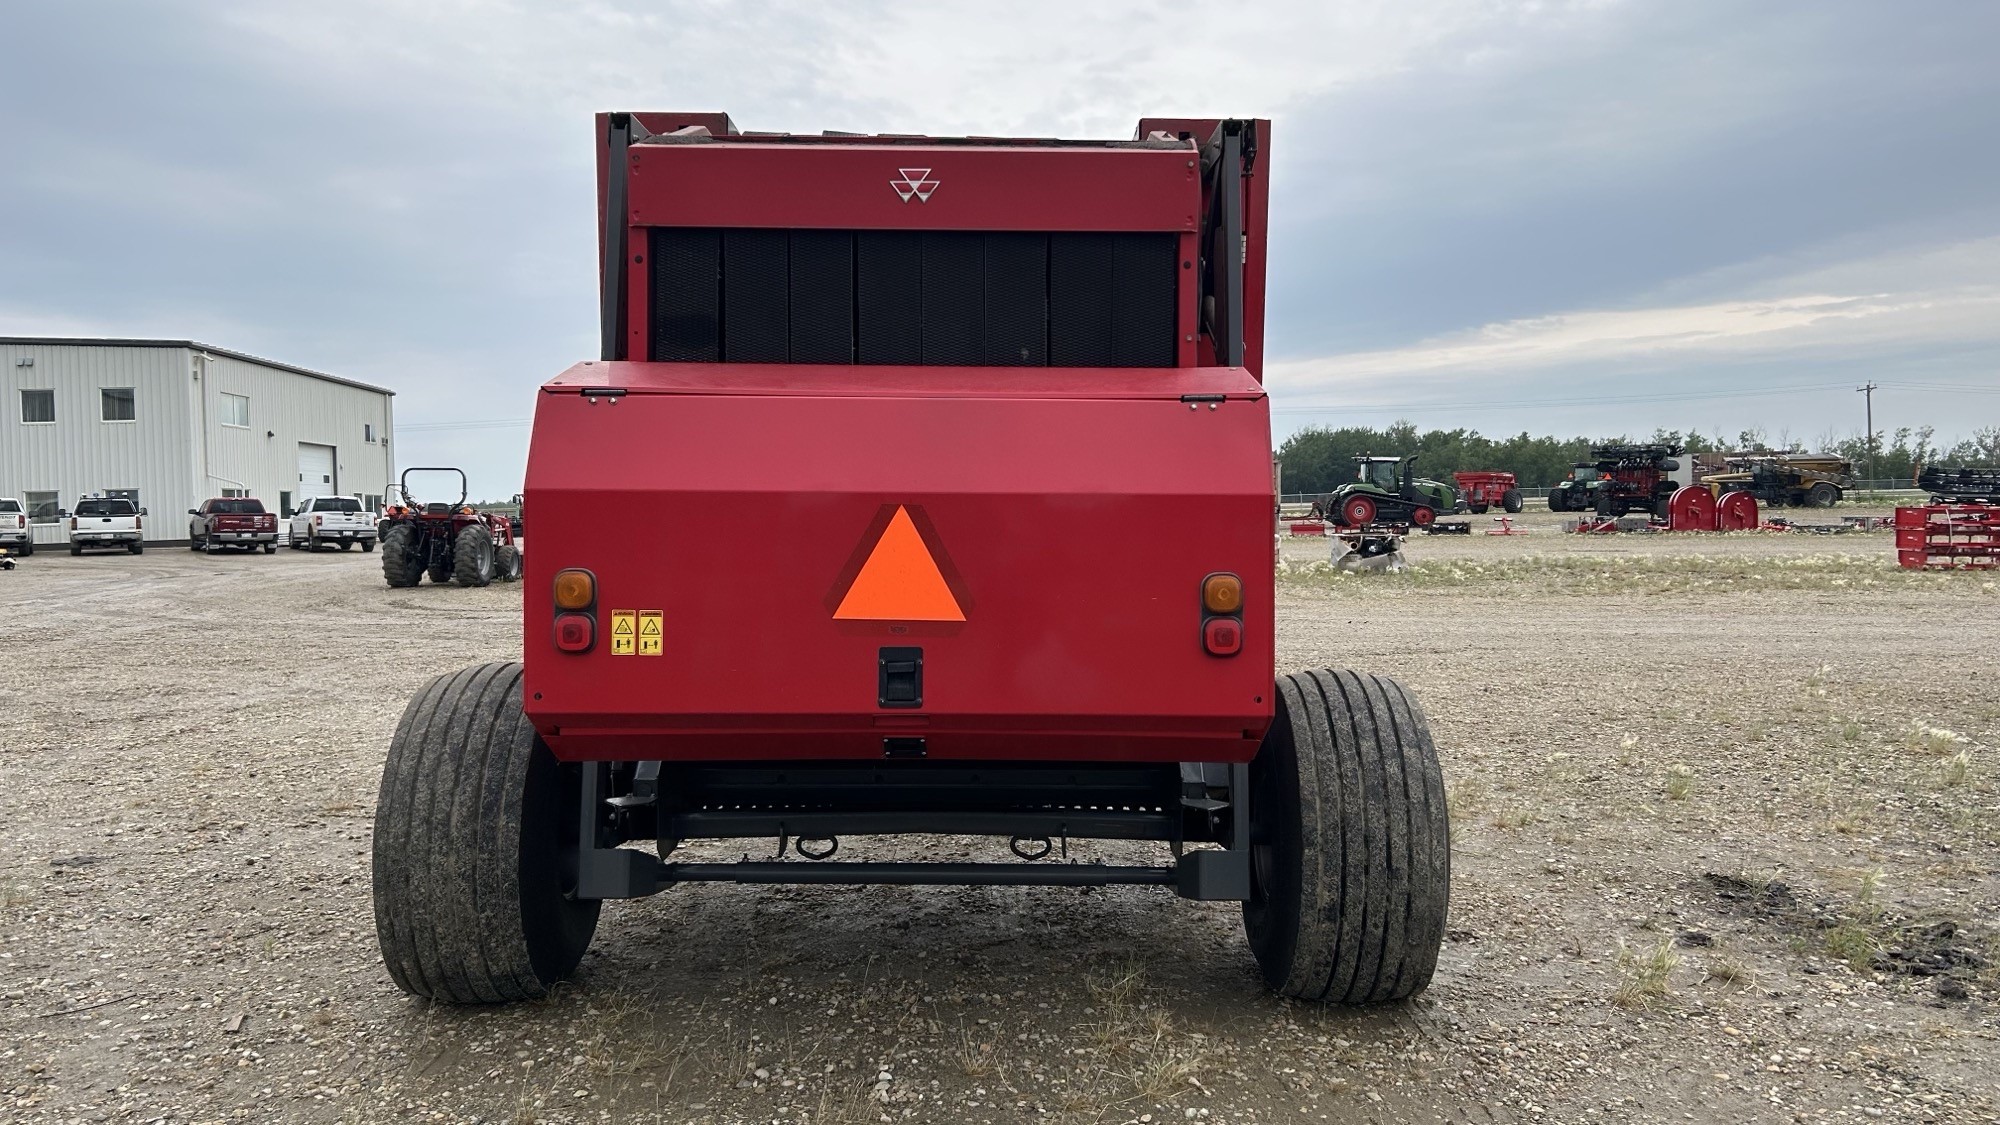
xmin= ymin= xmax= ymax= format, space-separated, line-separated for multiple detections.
xmin=371 ymin=113 xmax=1450 ymax=1006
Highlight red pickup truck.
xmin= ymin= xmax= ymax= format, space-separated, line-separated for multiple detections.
xmin=188 ymin=498 xmax=278 ymax=554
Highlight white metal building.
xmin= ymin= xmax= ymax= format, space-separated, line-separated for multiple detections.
xmin=1 ymin=338 xmax=395 ymax=545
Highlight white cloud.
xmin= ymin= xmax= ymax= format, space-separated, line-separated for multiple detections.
xmin=1268 ymin=236 xmax=2000 ymax=399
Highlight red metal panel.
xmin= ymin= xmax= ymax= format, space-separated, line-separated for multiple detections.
xmin=522 ymin=364 xmax=1273 ymax=764
xmin=625 ymin=143 xmax=1200 ymax=232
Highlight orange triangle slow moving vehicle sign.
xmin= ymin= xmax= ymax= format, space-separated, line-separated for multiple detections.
xmin=832 ymin=506 xmax=966 ymax=622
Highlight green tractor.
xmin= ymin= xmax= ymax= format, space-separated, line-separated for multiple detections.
xmin=1318 ymin=454 xmax=1456 ymax=528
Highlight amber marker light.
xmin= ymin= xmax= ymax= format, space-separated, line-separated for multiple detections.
xmin=1201 ymin=573 xmax=1243 ymax=615
xmin=554 ymin=568 xmax=596 ymax=610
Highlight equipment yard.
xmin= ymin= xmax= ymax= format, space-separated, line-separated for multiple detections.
xmin=3 ymin=513 xmax=1996 ymax=1124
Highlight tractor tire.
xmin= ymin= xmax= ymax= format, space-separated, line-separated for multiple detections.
xmin=1410 ymin=506 xmax=1436 ymax=527
xmin=1595 ymin=491 xmax=1614 ymax=519
xmin=361 ymin=538 xmax=375 ymax=553
xmin=1340 ymin=496 xmax=1378 ymax=528
xmin=427 ymin=558 xmax=453 ymax=585
xmin=1656 ymin=495 xmax=1675 ymax=521
xmin=372 ymin=661 xmax=600 ymax=1003
xmin=1243 ymin=669 xmax=1450 ymax=1004
xmin=494 ymin=544 xmax=523 ymax=582
xmin=381 ymin=524 xmax=424 ymax=587
xmin=453 ymin=524 xmax=496 ymax=588
xmin=1468 ymin=503 xmax=1489 ymax=515
xmin=1548 ymin=488 xmax=1569 ymax=513
xmin=1502 ymin=488 xmax=1524 ymax=514
xmin=1808 ymin=483 xmax=1839 ymax=508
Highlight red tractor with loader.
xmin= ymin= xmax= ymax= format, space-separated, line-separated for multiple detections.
xmin=371 ymin=114 xmax=1450 ymax=1007
xmin=377 ymin=467 xmax=522 ymax=588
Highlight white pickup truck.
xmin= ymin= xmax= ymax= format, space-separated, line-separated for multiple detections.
xmin=68 ymin=496 xmax=145 ymax=555
xmin=0 ymin=497 xmax=31 ymax=557
xmin=290 ymin=496 xmax=378 ymax=552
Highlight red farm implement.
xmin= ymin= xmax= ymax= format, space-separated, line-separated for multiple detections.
xmin=1896 ymin=503 xmax=2000 ymax=569
xmin=1452 ymin=471 xmax=1522 ymax=514
xmin=367 ymin=113 xmax=1450 ymax=1009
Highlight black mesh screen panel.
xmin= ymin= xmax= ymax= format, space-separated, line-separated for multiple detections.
xmin=790 ymin=230 xmax=854 ymax=363
xmin=721 ymin=230 xmax=790 ymax=362
xmin=1049 ymin=233 xmax=1115 ymax=367
xmin=858 ymin=231 xmax=923 ymax=364
xmin=921 ymin=232 xmax=984 ymax=365
xmin=1111 ymin=233 xmax=1178 ymax=367
xmin=982 ymin=232 xmax=1048 ymax=365
xmin=649 ymin=228 xmax=721 ymax=362
xmin=646 ymin=228 xmax=1176 ymax=367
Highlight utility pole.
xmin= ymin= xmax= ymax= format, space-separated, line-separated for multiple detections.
xmin=1857 ymin=382 xmax=1878 ymax=483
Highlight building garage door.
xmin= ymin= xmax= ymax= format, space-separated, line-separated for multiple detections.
xmin=297 ymin=443 xmax=336 ymax=503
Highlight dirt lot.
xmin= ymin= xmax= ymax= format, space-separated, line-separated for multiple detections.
xmin=3 ymin=514 xmax=1997 ymax=1124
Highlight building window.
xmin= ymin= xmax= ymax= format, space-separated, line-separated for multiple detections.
xmin=21 ymin=389 xmax=55 ymax=424
xmin=101 ymin=387 xmax=136 ymax=422
xmin=25 ymin=491 xmax=58 ymax=523
xmin=221 ymin=488 xmax=248 ymax=498
xmin=364 ymin=423 xmax=376 ymax=443
xmin=221 ymin=393 xmax=250 ymax=428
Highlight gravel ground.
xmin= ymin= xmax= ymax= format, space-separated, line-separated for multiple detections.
xmin=2 ymin=518 xmax=1996 ymax=1124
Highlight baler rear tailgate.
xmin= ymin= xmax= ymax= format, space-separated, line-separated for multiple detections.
xmin=524 ymin=363 xmax=1273 ymax=763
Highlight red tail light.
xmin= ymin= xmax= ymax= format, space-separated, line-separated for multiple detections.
xmin=554 ymin=613 xmax=594 ymax=653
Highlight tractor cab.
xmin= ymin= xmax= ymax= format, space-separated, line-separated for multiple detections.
xmin=1356 ymin=455 xmax=1407 ymax=491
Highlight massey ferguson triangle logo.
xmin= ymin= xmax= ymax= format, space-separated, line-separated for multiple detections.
xmin=891 ymin=168 xmax=939 ymax=203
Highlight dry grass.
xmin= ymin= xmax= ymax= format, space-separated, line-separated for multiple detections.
xmin=1613 ymin=938 xmax=1681 ymax=1010
xmin=1279 ymin=551 xmax=1975 ymax=596
xmin=1664 ymin=764 xmax=1695 ymax=801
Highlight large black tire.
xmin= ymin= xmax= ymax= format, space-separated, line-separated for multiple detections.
xmin=361 ymin=538 xmax=375 ymax=553
xmin=1807 ymin=482 xmax=1839 ymax=508
xmin=1595 ymin=490 xmax=1614 ymax=518
xmin=18 ymin=540 xmax=30 ymax=557
xmin=381 ymin=524 xmax=423 ymax=587
xmin=1243 ymin=669 xmax=1450 ymax=1003
xmin=373 ymin=662 xmax=600 ymax=1003
xmin=129 ymin=541 xmax=143 ymax=555
xmin=494 ymin=544 xmax=522 ymax=582
xmin=70 ymin=543 xmax=82 ymax=557
xmin=453 ymin=524 xmax=496 ymax=587
xmin=1468 ymin=503 xmax=1489 ymax=515
xmin=1547 ymin=488 xmax=1569 ymax=513
xmin=1502 ymin=488 xmax=1524 ymax=514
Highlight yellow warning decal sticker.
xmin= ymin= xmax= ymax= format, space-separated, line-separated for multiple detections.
xmin=609 ymin=610 xmax=636 ymax=656
xmin=638 ymin=610 xmax=663 ymax=656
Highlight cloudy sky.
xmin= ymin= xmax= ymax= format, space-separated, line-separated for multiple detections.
xmin=3 ymin=0 xmax=1996 ymax=490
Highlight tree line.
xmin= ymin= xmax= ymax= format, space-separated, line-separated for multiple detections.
xmin=1274 ymin=422 xmax=2000 ymax=497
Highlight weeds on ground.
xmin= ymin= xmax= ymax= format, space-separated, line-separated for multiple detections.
xmin=1277 ymin=551 xmax=1986 ymax=596
xmin=1613 ymin=938 xmax=1680 ymax=1010
xmin=1491 ymin=806 xmax=1539 ymax=830
xmin=1941 ymin=749 xmax=1974 ymax=787
xmin=1664 ymin=764 xmax=1695 ymax=802
xmin=1705 ymin=953 xmax=1755 ymax=988
xmin=1823 ymin=870 xmax=1889 ymax=971
xmin=1904 ymin=724 xmax=1971 ymax=756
